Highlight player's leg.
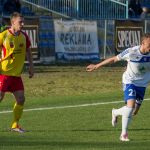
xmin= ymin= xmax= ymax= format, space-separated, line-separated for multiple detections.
xmin=112 ymin=84 xmax=134 ymax=126
xmin=10 ymin=77 xmax=25 ymax=132
xmin=112 ymin=99 xmax=134 ymax=141
xmin=120 ymin=99 xmax=134 ymax=141
xmin=112 ymin=84 xmax=136 ymax=141
xmin=11 ymin=90 xmax=25 ymax=132
xmin=112 ymin=85 xmax=146 ymax=141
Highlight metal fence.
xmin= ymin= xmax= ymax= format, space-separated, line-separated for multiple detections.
xmin=21 ymin=0 xmax=128 ymax=19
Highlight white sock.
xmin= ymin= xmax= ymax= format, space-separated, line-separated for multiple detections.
xmin=121 ymin=106 xmax=133 ymax=135
xmin=113 ymin=106 xmax=133 ymax=135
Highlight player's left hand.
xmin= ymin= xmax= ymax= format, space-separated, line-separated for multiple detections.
xmin=29 ymin=68 xmax=34 ymax=78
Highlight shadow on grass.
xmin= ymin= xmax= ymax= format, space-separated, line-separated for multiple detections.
xmin=1 ymin=128 xmax=149 ymax=133
xmin=129 ymin=128 xmax=150 ymax=131
xmin=0 ymin=133 xmax=149 ymax=149
xmin=0 ymin=129 xmax=150 ymax=149
xmin=27 ymin=128 xmax=150 ymax=132
xmin=0 ymin=139 xmax=150 ymax=148
xmin=1 ymin=127 xmax=150 ymax=133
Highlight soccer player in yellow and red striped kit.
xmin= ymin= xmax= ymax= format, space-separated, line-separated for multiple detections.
xmin=0 ymin=12 xmax=34 ymax=132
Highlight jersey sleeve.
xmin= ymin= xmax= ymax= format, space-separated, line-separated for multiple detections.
xmin=22 ymin=31 xmax=31 ymax=49
xmin=117 ymin=48 xmax=130 ymax=61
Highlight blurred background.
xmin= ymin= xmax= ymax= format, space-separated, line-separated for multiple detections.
xmin=0 ymin=0 xmax=150 ymax=65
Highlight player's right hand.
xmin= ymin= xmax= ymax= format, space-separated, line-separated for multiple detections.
xmin=86 ymin=64 xmax=97 ymax=72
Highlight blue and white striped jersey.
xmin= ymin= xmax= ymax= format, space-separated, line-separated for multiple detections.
xmin=117 ymin=46 xmax=150 ymax=87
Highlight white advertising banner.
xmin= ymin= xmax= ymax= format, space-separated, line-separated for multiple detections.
xmin=54 ymin=20 xmax=99 ymax=61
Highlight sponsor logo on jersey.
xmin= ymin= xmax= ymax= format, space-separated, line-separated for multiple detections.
xmin=9 ymin=41 xmax=14 ymax=48
xmin=19 ymin=43 xmax=24 ymax=47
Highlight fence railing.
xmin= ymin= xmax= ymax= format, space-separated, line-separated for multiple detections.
xmin=21 ymin=0 xmax=128 ymax=19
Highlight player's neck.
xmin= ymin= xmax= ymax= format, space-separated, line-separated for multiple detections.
xmin=139 ymin=48 xmax=149 ymax=55
xmin=9 ymin=27 xmax=20 ymax=36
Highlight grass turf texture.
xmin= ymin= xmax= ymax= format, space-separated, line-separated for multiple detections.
xmin=0 ymin=66 xmax=150 ymax=150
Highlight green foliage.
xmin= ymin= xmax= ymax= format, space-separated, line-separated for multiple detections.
xmin=0 ymin=24 xmax=7 ymax=33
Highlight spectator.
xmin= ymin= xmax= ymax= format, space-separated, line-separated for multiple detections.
xmin=3 ymin=0 xmax=21 ymax=15
xmin=140 ymin=6 xmax=150 ymax=19
xmin=128 ymin=0 xmax=142 ymax=18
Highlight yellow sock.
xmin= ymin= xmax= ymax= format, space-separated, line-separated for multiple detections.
xmin=11 ymin=103 xmax=24 ymax=128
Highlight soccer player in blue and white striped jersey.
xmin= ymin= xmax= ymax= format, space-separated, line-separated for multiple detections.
xmin=86 ymin=33 xmax=150 ymax=142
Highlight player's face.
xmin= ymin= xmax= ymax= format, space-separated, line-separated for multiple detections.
xmin=12 ymin=17 xmax=24 ymax=31
xmin=141 ymin=38 xmax=150 ymax=53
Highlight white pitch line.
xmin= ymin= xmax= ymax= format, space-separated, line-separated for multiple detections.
xmin=0 ymin=98 xmax=150 ymax=114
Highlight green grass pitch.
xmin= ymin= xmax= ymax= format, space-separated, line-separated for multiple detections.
xmin=0 ymin=66 xmax=150 ymax=150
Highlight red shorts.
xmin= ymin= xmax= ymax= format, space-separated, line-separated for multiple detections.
xmin=0 ymin=75 xmax=24 ymax=92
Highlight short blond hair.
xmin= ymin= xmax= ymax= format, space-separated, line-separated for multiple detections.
xmin=10 ymin=12 xmax=23 ymax=21
xmin=141 ymin=33 xmax=150 ymax=43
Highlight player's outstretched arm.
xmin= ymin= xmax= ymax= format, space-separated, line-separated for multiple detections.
xmin=86 ymin=56 xmax=119 ymax=72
